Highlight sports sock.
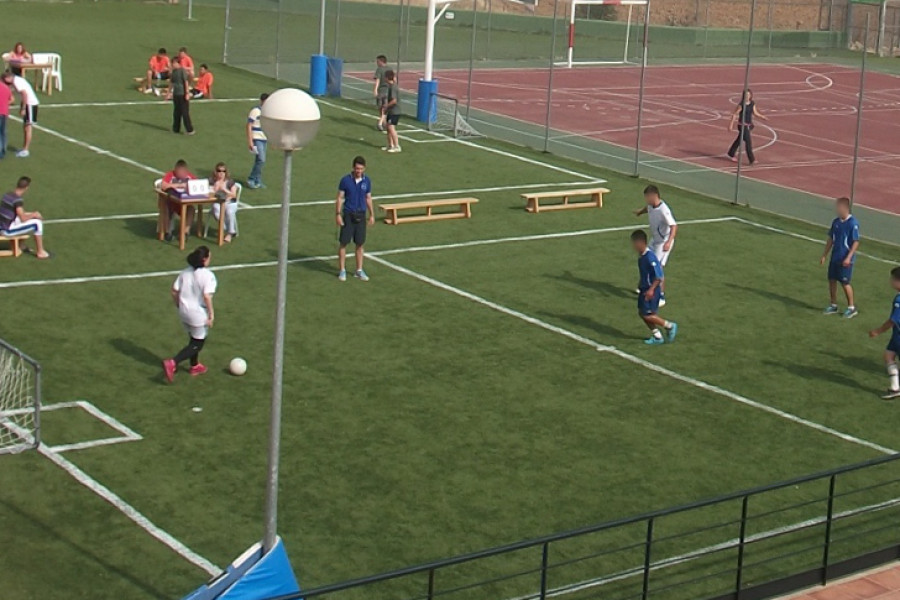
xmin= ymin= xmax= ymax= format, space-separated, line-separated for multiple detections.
xmin=888 ymin=363 xmax=899 ymax=391
xmin=651 ymin=329 xmax=663 ymax=340
xmin=848 ymin=305 xmax=856 ymax=311
xmin=663 ymin=321 xmax=672 ymax=330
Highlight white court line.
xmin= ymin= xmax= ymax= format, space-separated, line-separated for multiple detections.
xmin=43 ymin=181 xmax=605 ymax=225
xmin=0 ymin=417 xmax=220 ymax=577
xmin=1 ymin=400 xmax=143 ymax=452
xmin=367 ymin=254 xmax=896 ymax=456
xmin=0 ymin=218 xmax=729 ymax=290
xmin=508 ymin=495 xmax=900 ymax=600
xmin=40 ymin=98 xmax=256 ymax=109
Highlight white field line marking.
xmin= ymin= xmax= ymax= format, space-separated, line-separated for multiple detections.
xmin=508 ymin=495 xmax=900 ymax=600
xmin=0 ymin=419 xmax=220 ymax=576
xmin=48 ymin=400 xmax=143 ymax=453
xmin=40 ymin=98 xmax=256 ymax=109
xmin=44 ymin=181 xmax=604 ymax=225
xmin=21 ymin=119 xmax=162 ymax=175
xmin=316 ymin=98 xmax=600 ymax=181
xmin=2 ymin=399 xmax=143 ymax=453
xmin=369 ymin=255 xmax=896 ymax=456
xmin=0 ymin=219 xmax=730 ymax=290
xmin=731 ymin=217 xmax=899 ymax=265
xmin=375 ymin=218 xmax=736 ymax=257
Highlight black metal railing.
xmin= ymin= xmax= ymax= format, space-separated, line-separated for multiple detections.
xmin=267 ymin=453 xmax=900 ymax=600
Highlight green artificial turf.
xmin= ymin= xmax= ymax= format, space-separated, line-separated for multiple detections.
xmin=1 ymin=3 xmax=900 ymax=600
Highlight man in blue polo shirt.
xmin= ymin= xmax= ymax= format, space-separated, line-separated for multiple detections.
xmin=820 ymin=196 xmax=860 ymax=319
xmin=335 ymin=156 xmax=375 ymax=282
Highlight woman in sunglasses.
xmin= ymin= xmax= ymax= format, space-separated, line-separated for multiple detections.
xmin=209 ymin=162 xmax=239 ymax=242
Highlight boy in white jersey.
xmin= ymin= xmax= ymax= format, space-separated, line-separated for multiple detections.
xmin=634 ymin=185 xmax=678 ymax=305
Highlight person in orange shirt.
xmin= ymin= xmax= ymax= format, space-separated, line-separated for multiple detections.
xmin=144 ymin=48 xmax=170 ymax=95
xmin=190 ymin=64 xmax=214 ymax=99
xmin=177 ymin=47 xmax=195 ymax=79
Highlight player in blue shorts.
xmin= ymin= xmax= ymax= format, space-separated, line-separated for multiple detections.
xmin=868 ymin=267 xmax=900 ymax=399
xmin=820 ymin=197 xmax=860 ymax=318
xmin=632 ymin=230 xmax=678 ymax=345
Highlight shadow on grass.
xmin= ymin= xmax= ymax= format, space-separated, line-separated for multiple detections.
xmin=123 ymin=119 xmax=170 ymax=133
xmin=122 ymin=215 xmax=161 ymax=241
xmin=540 ymin=311 xmax=635 ymax=341
xmin=732 ymin=284 xmax=819 ymax=311
xmin=832 ymin=353 xmax=887 ymax=377
xmin=762 ymin=359 xmax=877 ymax=393
xmin=0 ymin=498 xmax=170 ymax=599
xmin=547 ymin=270 xmax=634 ymax=299
xmin=111 ymin=338 xmax=160 ymax=368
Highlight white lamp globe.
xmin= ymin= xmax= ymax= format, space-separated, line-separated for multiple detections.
xmin=260 ymin=88 xmax=321 ymax=151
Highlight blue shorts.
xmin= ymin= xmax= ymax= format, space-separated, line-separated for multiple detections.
xmin=828 ymin=262 xmax=853 ymax=284
xmin=887 ymin=337 xmax=900 ymax=355
xmin=638 ymin=290 xmax=660 ymax=316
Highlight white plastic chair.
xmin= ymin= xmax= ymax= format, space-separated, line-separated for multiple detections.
xmin=31 ymin=52 xmax=62 ymax=93
xmin=204 ymin=182 xmax=242 ymax=238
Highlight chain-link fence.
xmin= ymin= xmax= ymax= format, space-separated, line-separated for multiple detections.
xmin=206 ymin=0 xmax=900 ymax=243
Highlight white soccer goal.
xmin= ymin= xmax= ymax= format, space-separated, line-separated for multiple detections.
xmin=427 ymin=93 xmax=482 ymax=138
xmin=561 ymin=0 xmax=649 ymax=67
xmin=0 ymin=338 xmax=41 ymax=455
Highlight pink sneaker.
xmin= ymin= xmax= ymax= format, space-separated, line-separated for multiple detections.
xmin=189 ymin=364 xmax=208 ymax=376
xmin=162 ymin=359 xmax=176 ymax=383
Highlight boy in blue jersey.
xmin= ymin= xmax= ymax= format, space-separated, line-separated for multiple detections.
xmin=867 ymin=267 xmax=900 ymax=399
xmin=631 ymin=230 xmax=678 ymax=345
xmin=820 ymin=197 xmax=860 ymax=318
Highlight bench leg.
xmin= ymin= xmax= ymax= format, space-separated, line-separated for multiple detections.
xmin=12 ymin=238 xmax=21 ymax=257
xmin=464 ymin=203 xmax=472 ymax=218
xmin=596 ymin=193 xmax=603 ymax=208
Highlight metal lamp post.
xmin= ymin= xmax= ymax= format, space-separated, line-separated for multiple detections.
xmin=259 ymin=88 xmax=321 ymax=553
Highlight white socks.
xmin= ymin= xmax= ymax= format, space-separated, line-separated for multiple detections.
xmin=888 ymin=363 xmax=899 ymax=392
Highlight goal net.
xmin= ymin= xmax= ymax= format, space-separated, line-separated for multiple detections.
xmin=561 ymin=0 xmax=649 ymax=67
xmin=0 ymin=338 xmax=41 ymax=455
xmin=427 ymin=93 xmax=482 ymax=138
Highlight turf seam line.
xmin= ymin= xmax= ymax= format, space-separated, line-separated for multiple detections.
xmin=0 ymin=218 xmax=731 ymax=289
xmin=369 ymin=255 xmax=897 ymax=456
xmin=0 ymin=418 xmax=220 ymax=577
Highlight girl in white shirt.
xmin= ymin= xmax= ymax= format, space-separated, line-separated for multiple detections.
xmin=162 ymin=246 xmax=217 ymax=381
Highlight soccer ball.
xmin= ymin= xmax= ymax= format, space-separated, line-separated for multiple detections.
xmin=229 ymin=358 xmax=247 ymax=376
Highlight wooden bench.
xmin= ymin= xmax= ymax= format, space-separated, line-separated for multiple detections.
xmin=380 ymin=198 xmax=479 ymax=225
xmin=522 ymin=187 xmax=610 ymax=213
xmin=0 ymin=234 xmax=30 ymax=258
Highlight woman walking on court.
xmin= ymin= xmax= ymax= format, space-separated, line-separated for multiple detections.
xmin=727 ymin=89 xmax=768 ymax=165
xmin=162 ymin=246 xmax=217 ymax=382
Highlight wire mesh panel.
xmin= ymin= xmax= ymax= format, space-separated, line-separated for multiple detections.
xmin=0 ymin=338 xmax=41 ymax=455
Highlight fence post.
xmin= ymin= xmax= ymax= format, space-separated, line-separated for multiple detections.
xmin=821 ymin=474 xmax=837 ymax=585
xmin=542 ymin=0 xmax=561 ymax=153
xmin=427 ymin=567 xmax=436 ymax=600
xmin=641 ymin=518 xmax=654 ymax=600
xmin=539 ymin=543 xmax=550 ymax=600
xmin=735 ymin=495 xmax=750 ymax=599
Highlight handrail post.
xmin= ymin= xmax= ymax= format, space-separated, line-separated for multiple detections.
xmin=821 ymin=474 xmax=837 ymax=585
xmin=539 ymin=543 xmax=550 ymax=600
xmin=427 ymin=567 xmax=435 ymax=600
xmin=641 ymin=518 xmax=654 ymax=600
xmin=735 ymin=495 xmax=750 ymax=599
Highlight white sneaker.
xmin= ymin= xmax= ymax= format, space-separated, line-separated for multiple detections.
xmin=338 ymin=270 xmax=347 ymax=282
xmin=16 ymin=150 xmax=30 ymax=158
xmin=387 ymin=146 xmax=401 ymax=153
xmin=381 ymin=146 xmax=390 ymax=152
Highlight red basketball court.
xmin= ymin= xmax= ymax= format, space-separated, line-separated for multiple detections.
xmin=387 ymin=63 xmax=900 ymax=215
